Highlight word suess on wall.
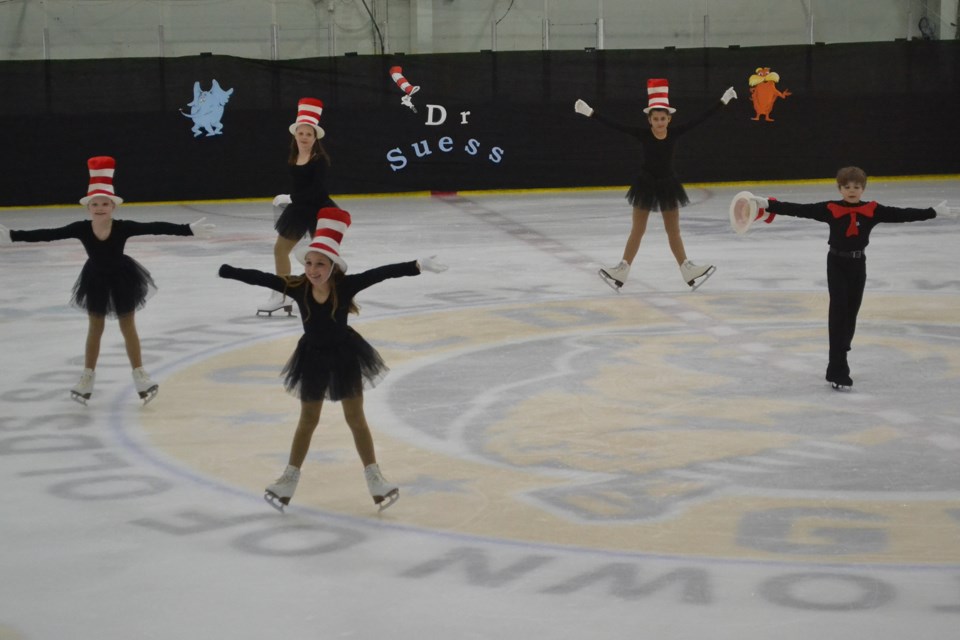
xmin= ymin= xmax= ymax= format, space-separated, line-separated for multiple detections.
xmin=384 ymin=104 xmax=506 ymax=172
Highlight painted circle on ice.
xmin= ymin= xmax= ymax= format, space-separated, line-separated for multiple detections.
xmin=139 ymin=292 xmax=960 ymax=565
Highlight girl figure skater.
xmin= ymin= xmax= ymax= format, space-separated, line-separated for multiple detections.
xmin=0 ymin=156 xmax=215 ymax=404
xmin=574 ymin=78 xmax=737 ymax=291
xmin=738 ymin=166 xmax=957 ymax=390
xmin=218 ymin=207 xmax=447 ymax=511
xmin=259 ymin=97 xmax=338 ymax=316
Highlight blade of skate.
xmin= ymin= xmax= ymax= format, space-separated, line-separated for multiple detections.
xmin=598 ymin=269 xmax=623 ymax=293
xmin=375 ymin=488 xmax=399 ymax=512
xmin=264 ymin=492 xmax=288 ymax=513
xmin=688 ymin=266 xmax=716 ymax=291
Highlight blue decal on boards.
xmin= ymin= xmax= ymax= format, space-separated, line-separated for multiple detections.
xmin=180 ymin=80 xmax=234 ymax=137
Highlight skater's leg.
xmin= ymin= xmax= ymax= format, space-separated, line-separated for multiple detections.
xmin=117 ymin=312 xmax=143 ymax=369
xmin=845 ymin=264 xmax=867 ymax=351
xmin=343 ymin=394 xmax=399 ymax=508
xmin=622 ymin=207 xmax=651 ymax=264
xmin=661 ymin=208 xmax=687 ymax=266
xmin=273 ymin=235 xmax=299 ymax=276
xmin=825 ymin=256 xmax=854 ymax=386
xmin=84 ymin=313 xmax=106 ymax=370
xmin=341 ymin=395 xmax=377 ymax=467
xmin=288 ymin=400 xmax=323 ymax=468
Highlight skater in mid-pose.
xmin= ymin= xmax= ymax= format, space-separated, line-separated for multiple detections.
xmin=737 ymin=166 xmax=957 ymax=390
xmin=259 ymin=97 xmax=338 ymax=316
xmin=575 ymin=78 xmax=737 ymax=291
xmin=219 ymin=207 xmax=447 ymax=511
xmin=0 ymin=156 xmax=215 ymax=404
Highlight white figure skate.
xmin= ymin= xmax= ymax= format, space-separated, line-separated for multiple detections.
xmin=680 ymin=260 xmax=716 ymax=291
xmin=264 ymin=465 xmax=300 ymax=512
xmin=132 ymin=367 xmax=159 ymax=404
xmin=598 ymin=260 xmax=630 ymax=292
xmin=364 ymin=463 xmax=399 ymax=512
xmin=256 ymin=290 xmax=293 ymax=317
xmin=70 ymin=368 xmax=95 ymax=405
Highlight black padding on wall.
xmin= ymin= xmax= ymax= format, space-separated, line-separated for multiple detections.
xmin=1 ymin=41 xmax=957 ymax=206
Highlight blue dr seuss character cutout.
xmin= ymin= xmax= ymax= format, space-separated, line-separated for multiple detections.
xmin=181 ymin=80 xmax=234 ymax=137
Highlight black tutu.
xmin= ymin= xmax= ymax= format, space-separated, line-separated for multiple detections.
xmin=274 ymin=198 xmax=338 ymax=241
xmin=71 ymin=255 xmax=157 ymax=317
xmin=281 ymin=327 xmax=388 ymax=402
xmin=625 ymin=171 xmax=690 ymax=212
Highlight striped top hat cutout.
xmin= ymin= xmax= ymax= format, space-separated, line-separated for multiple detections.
xmin=79 ymin=156 xmax=123 ymax=206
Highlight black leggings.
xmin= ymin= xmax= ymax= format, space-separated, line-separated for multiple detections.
xmin=826 ymin=252 xmax=866 ymax=366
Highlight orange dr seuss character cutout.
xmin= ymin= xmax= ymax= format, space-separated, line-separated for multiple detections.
xmin=749 ymin=67 xmax=791 ymax=122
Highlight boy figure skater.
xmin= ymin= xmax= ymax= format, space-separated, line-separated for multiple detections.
xmin=740 ymin=166 xmax=957 ymax=390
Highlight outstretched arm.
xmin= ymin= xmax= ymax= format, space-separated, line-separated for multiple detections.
xmin=575 ymin=99 xmax=646 ymax=137
xmin=218 ymin=264 xmax=288 ymax=293
xmin=123 ymin=220 xmax=194 ymax=238
xmin=343 ymin=258 xmax=449 ymax=297
xmin=7 ymin=220 xmax=86 ymax=243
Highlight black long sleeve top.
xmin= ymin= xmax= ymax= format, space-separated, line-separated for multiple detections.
xmin=766 ymin=199 xmax=936 ymax=252
xmin=10 ymin=219 xmax=194 ymax=261
xmin=590 ymin=102 xmax=723 ymax=178
xmin=289 ymin=158 xmax=331 ymax=206
xmin=219 ymin=262 xmax=420 ymax=346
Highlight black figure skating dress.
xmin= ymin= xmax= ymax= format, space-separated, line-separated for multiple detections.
xmin=274 ymin=158 xmax=338 ymax=240
xmin=219 ymin=262 xmax=421 ymax=401
xmin=592 ymin=102 xmax=722 ymax=211
xmin=11 ymin=219 xmax=193 ymax=317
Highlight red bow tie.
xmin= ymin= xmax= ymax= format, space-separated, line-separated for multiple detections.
xmin=827 ymin=201 xmax=877 ymax=237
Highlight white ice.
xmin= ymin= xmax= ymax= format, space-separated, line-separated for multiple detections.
xmin=1 ymin=178 xmax=959 ymax=639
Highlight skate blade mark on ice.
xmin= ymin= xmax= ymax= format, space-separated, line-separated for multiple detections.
xmin=598 ymin=268 xmax=624 ymax=293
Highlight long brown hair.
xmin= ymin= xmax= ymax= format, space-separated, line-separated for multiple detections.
xmin=288 ymin=136 xmax=331 ymax=167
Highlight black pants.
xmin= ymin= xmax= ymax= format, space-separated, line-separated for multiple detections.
xmin=826 ymin=252 xmax=866 ymax=371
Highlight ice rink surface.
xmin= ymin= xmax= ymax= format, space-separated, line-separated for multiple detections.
xmin=1 ymin=177 xmax=959 ymax=639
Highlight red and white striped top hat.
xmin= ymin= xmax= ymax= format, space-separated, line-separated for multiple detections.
xmin=288 ymin=97 xmax=325 ymax=139
xmin=294 ymin=207 xmax=352 ymax=272
xmin=643 ymin=78 xmax=676 ymax=114
xmin=389 ymin=66 xmax=420 ymax=96
xmin=79 ymin=156 xmax=123 ymax=206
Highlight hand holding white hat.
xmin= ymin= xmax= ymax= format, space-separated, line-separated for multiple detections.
xmin=418 ymin=256 xmax=448 ymax=273
xmin=574 ymin=99 xmax=594 ymax=117
xmin=189 ymin=217 xmax=216 ymax=239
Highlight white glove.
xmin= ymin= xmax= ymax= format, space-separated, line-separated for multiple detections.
xmin=189 ymin=217 xmax=216 ymax=239
xmin=721 ymin=87 xmax=737 ymax=105
xmin=0 ymin=224 xmax=10 ymax=244
xmin=574 ymin=99 xmax=594 ymax=117
xmin=418 ymin=256 xmax=448 ymax=273
xmin=933 ymin=200 xmax=960 ymax=218
xmin=272 ymin=194 xmax=291 ymax=208
xmin=749 ymin=195 xmax=770 ymax=210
